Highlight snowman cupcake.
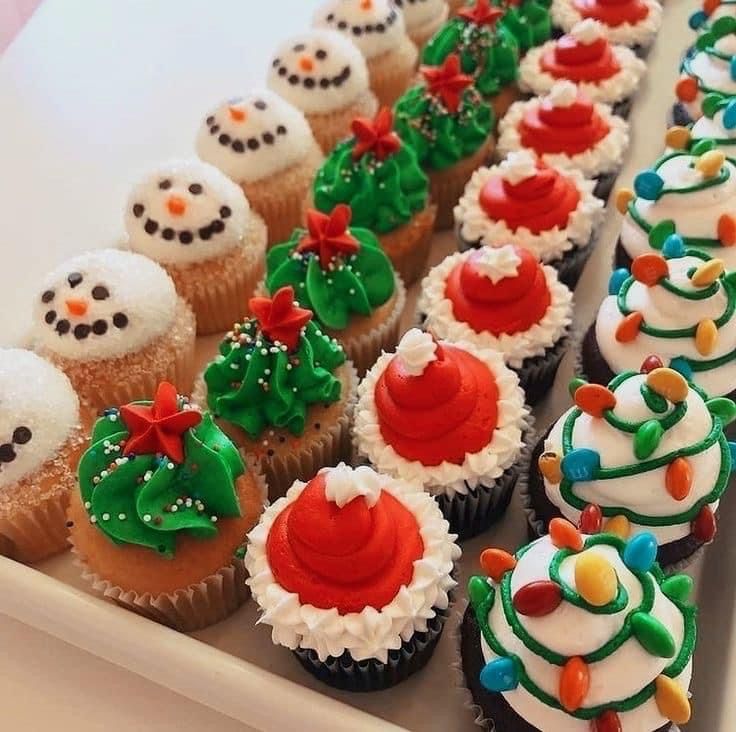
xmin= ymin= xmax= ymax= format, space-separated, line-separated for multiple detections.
xmin=395 ymin=0 xmax=449 ymax=49
xmin=0 ymin=349 xmax=85 ymax=563
xmin=31 ymin=249 xmax=196 ymax=412
xmin=124 ymin=159 xmax=266 ymax=335
xmin=313 ymin=0 xmax=418 ymax=107
xmin=195 ymin=90 xmax=324 ymax=247
xmin=267 ymin=29 xmax=378 ymax=153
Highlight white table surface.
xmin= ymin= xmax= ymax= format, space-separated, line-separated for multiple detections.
xmin=3 ymin=1 xmax=736 ymax=731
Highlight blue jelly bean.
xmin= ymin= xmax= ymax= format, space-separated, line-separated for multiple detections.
xmin=634 ymin=170 xmax=664 ymax=201
xmin=623 ymin=532 xmax=658 ymax=573
xmin=669 ymin=356 xmax=692 ymax=380
xmin=480 ymin=657 xmax=519 ymax=693
xmin=662 ymin=234 xmax=685 ymax=259
xmin=723 ymin=99 xmax=736 ymax=130
xmin=561 ymin=448 xmax=600 ymax=483
xmin=689 ymin=11 xmax=708 ymax=30
xmin=729 ymin=442 xmax=736 ymax=471
xmin=608 ymin=268 xmax=630 ymax=295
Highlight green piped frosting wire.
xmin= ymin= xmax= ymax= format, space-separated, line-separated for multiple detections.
xmin=470 ymin=534 xmax=697 ymax=720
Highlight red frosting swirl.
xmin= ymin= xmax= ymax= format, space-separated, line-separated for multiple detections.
xmin=518 ymin=95 xmax=611 ymax=156
xmin=375 ymin=344 xmax=499 ymax=465
xmin=445 ymin=248 xmax=552 ymax=335
xmin=267 ymin=473 xmax=423 ymax=614
xmin=541 ymin=34 xmax=621 ymax=82
xmin=479 ymin=163 xmax=581 ymax=234
xmin=573 ymin=0 xmax=650 ymax=27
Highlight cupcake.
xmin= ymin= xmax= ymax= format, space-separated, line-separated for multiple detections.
xmin=0 ymin=349 xmax=85 ymax=563
xmin=124 ymin=159 xmax=266 ymax=335
xmin=613 ymin=148 xmax=736 ymax=272
xmin=265 ymin=204 xmax=405 ymax=375
xmin=31 ymin=249 xmax=196 ymax=412
xmin=673 ymin=16 xmax=736 ymax=126
xmin=519 ymin=18 xmax=647 ymax=118
xmin=497 ymin=80 xmax=630 ymax=201
xmin=689 ymin=0 xmax=736 ymax=33
xmin=419 ymin=245 xmax=573 ymax=404
xmin=312 ymin=106 xmax=436 ymax=285
xmin=195 ymin=90 xmax=324 ymax=248
xmin=495 ymin=0 xmax=554 ymax=53
xmin=665 ymin=92 xmax=736 ymax=159
xmin=245 ymin=462 xmax=461 ymax=691
xmin=355 ymin=328 xmax=529 ymax=539
xmin=455 ymin=149 xmax=604 ymax=289
xmin=199 ymin=286 xmax=358 ymax=499
xmin=461 ymin=530 xmax=697 ymax=730
xmin=68 ymin=381 xmax=266 ymax=630
xmin=395 ymin=0 xmax=450 ymax=49
xmin=313 ymin=0 xmax=418 ymax=107
xmin=551 ymin=0 xmax=663 ymax=53
xmin=267 ymin=29 xmax=378 ymax=153
xmin=525 ymin=365 xmax=736 ymax=569
xmin=421 ymin=0 xmax=521 ymax=119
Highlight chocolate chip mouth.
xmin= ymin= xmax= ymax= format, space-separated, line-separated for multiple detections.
xmin=205 ymin=117 xmax=289 ymax=155
xmin=130 ymin=204 xmax=232 ymax=245
xmin=323 ymin=8 xmax=398 ymax=36
xmin=272 ymin=62 xmax=352 ymax=91
xmin=44 ymin=311 xmax=129 ymax=340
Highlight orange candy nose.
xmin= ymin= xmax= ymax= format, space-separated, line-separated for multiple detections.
xmin=299 ymin=55 xmax=314 ymax=72
xmin=65 ymin=298 xmax=88 ymax=316
xmin=361 ymin=0 xmax=373 ymax=8
xmin=228 ymin=105 xmax=247 ymax=122
xmin=167 ymin=195 xmax=187 ymax=216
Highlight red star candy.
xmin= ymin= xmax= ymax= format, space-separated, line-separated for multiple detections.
xmin=249 ymin=286 xmax=313 ymax=350
xmin=458 ymin=0 xmax=505 ymax=26
xmin=296 ymin=205 xmax=360 ymax=269
xmin=351 ymin=107 xmax=402 ymax=161
xmin=120 ymin=382 xmax=202 ymax=464
xmin=421 ymin=54 xmax=474 ymax=113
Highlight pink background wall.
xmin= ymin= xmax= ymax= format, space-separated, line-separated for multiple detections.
xmin=1 ymin=0 xmax=41 ymax=52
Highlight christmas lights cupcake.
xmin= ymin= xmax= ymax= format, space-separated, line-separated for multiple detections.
xmin=395 ymin=0 xmax=449 ymax=49
xmin=265 ymin=205 xmax=405 ymax=375
xmin=355 ymin=328 xmax=529 ymax=539
xmin=124 ymin=159 xmax=266 ymax=335
xmin=267 ymin=30 xmax=378 ymax=153
xmin=31 ymin=249 xmax=195 ymax=412
xmin=199 ymin=286 xmax=357 ymax=499
xmin=665 ymin=92 xmax=736 ymax=159
xmin=498 ymin=81 xmax=629 ymax=201
xmin=673 ymin=17 xmax=736 ymax=126
xmin=519 ymin=18 xmax=647 ymax=118
xmin=461 ymin=530 xmax=697 ymax=731
xmin=394 ymin=55 xmax=494 ymax=229
xmin=245 ymin=463 xmax=461 ymax=691
xmin=0 ymin=349 xmax=85 ymax=563
xmin=313 ymin=0 xmax=418 ymax=107
xmin=311 ymin=107 xmax=436 ymax=285
xmin=421 ymin=0 xmax=521 ymax=118
xmin=689 ymin=0 xmax=736 ymax=34
xmin=551 ymin=0 xmax=663 ymax=55
xmin=613 ymin=149 xmax=736 ymax=272
xmin=419 ymin=245 xmax=573 ymax=405
xmin=525 ymin=365 xmax=736 ymax=569
xmin=195 ymin=90 xmax=324 ymax=247
xmin=68 ymin=382 xmax=265 ymax=630
xmin=455 ymin=150 xmax=604 ymax=289
xmin=494 ymin=0 xmax=554 ymax=53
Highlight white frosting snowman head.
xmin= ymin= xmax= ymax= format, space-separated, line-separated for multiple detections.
xmin=195 ymin=90 xmax=316 ymax=184
xmin=32 ymin=249 xmax=177 ymax=362
xmin=313 ymin=0 xmax=407 ymax=59
xmin=267 ymin=29 xmax=369 ymax=114
xmin=0 ymin=349 xmax=79 ymax=489
xmin=124 ymin=159 xmax=249 ymax=265
xmin=394 ymin=0 xmax=445 ymax=29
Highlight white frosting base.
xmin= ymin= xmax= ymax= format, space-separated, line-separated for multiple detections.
xmin=394 ymin=0 xmax=447 ymax=29
xmin=418 ymin=251 xmax=573 ymax=369
xmin=519 ymin=41 xmax=646 ymax=104
xmin=0 ymin=349 xmax=80 ymax=489
xmin=497 ymin=98 xmax=630 ymax=178
xmin=689 ymin=109 xmax=736 ymax=158
xmin=245 ymin=466 xmax=461 ymax=663
xmin=195 ymin=89 xmax=316 ymax=184
xmin=480 ymin=534 xmax=693 ymax=732
xmin=32 ymin=249 xmax=177 ymax=361
xmin=267 ymin=30 xmax=370 ymax=114
xmin=355 ymin=340 xmax=529 ymax=496
xmin=455 ymin=164 xmax=604 ymax=262
xmin=543 ymin=372 xmax=724 ymax=543
xmin=679 ymin=48 xmax=736 ymax=121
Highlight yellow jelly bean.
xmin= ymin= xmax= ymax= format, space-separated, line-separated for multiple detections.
xmin=695 ymin=319 xmax=718 ymax=356
xmin=655 ymin=675 xmax=691 ymax=724
xmin=695 ymin=149 xmax=726 ymax=178
xmin=574 ymin=551 xmax=618 ymax=606
xmin=615 ymin=187 xmax=634 ymax=214
xmin=691 ymin=258 xmax=725 ymax=287
xmin=646 ymin=368 xmax=689 ymax=404
xmin=538 ymin=451 xmax=562 ymax=484
xmin=664 ymin=126 xmax=691 ymax=150
xmin=604 ymin=514 xmax=631 ymax=539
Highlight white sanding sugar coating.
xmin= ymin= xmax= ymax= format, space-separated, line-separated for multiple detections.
xmin=32 ymin=249 xmax=178 ymax=362
xmin=267 ymin=29 xmax=370 ymax=114
xmin=124 ymin=159 xmax=249 ymax=265
xmin=394 ymin=0 xmax=447 ymax=30
xmin=313 ymin=0 xmax=408 ymax=59
xmin=0 ymin=348 xmax=79 ymax=489
xmin=195 ymin=90 xmax=316 ymax=184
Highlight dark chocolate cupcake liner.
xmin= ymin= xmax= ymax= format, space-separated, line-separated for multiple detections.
xmin=593 ymin=169 xmax=618 ymax=202
xmin=613 ymin=237 xmax=633 ymax=269
xmin=612 ymin=96 xmax=635 ymax=120
xmin=515 ymin=334 xmax=570 ymax=407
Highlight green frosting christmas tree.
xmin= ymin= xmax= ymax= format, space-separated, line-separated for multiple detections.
xmin=494 ymin=0 xmax=552 ymax=52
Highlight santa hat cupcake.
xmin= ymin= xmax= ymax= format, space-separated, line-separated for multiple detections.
xmin=245 ymin=462 xmax=461 ymax=691
xmin=195 ymin=90 xmax=324 ymax=247
xmin=394 ymin=0 xmax=449 ymax=49
xmin=267 ymin=29 xmax=378 ymax=153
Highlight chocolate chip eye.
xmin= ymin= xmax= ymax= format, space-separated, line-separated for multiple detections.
xmin=188 ymin=183 xmax=203 ymax=195
xmin=0 ymin=444 xmax=15 ymax=463
xmin=254 ymin=100 xmax=267 ymax=110
xmin=132 ymin=203 xmax=144 ymax=218
xmin=316 ymin=49 xmax=327 ymax=60
xmin=113 ymin=312 xmax=129 ymax=329
xmin=12 ymin=426 xmax=32 ymax=445
xmin=41 ymin=290 xmax=55 ymax=304
xmin=68 ymin=272 xmax=83 ymax=288
xmin=293 ymin=43 xmax=305 ymax=52
xmin=92 ymin=285 xmax=109 ymax=301
xmin=158 ymin=179 xmax=172 ymax=190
